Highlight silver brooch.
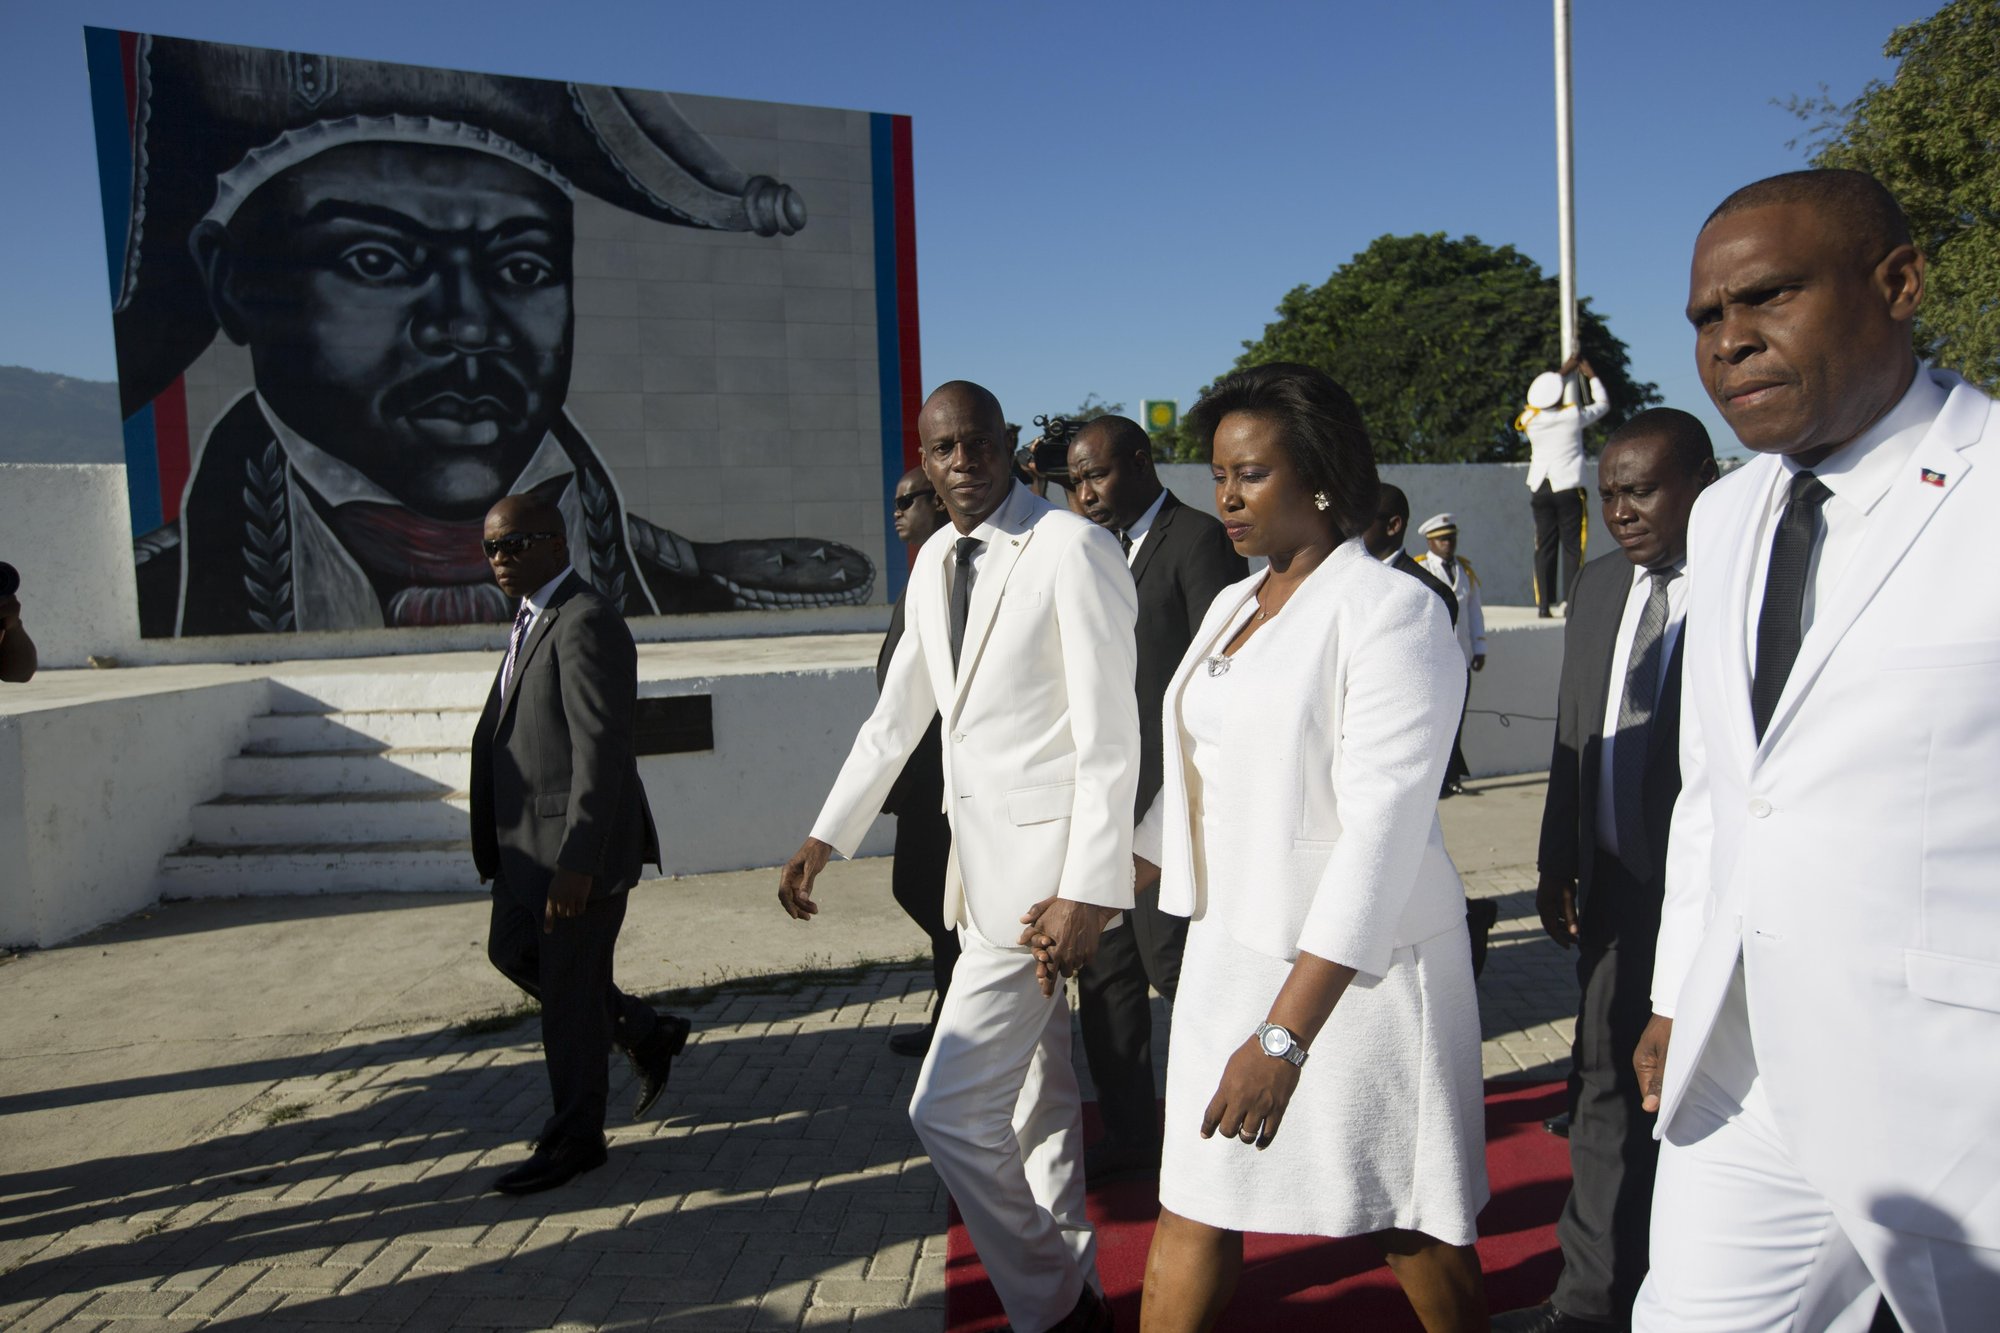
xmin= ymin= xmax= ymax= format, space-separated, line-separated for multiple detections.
xmin=1204 ymin=656 xmax=1232 ymax=678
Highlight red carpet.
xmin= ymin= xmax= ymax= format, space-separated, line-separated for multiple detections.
xmin=945 ymin=1080 xmax=1569 ymax=1330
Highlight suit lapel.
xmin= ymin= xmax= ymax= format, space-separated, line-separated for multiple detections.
xmin=1756 ymin=391 xmax=1982 ymax=758
xmin=947 ymin=516 xmax=1032 ymax=720
xmin=1714 ymin=456 xmax=1777 ymax=763
xmin=496 ymin=574 xmax=580 ymax=729
xmin=1127 ymin=492 xmax=1178 ymax=586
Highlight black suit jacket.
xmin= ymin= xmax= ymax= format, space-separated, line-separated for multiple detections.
xmin=471 ymin=573 xmax=661 ymax=902
xmin=1390 ymin=550 xmax=1459 ymax=627
xmin=876 ymin=588 xmax=945 ymax=818
xmin=1131 ymin=493 xmax=1249 ymax=818
xmin=1537 ymin=553 xmax=1684 ymax=913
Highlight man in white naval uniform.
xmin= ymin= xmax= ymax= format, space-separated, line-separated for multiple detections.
xmin=1632 ymin=168 xmax=2000 ymax=1331
xmin=1415 ymin=512 xmax=1486 ymax=795
xmin=1518 ymin=356 xmax=1611 ymax=617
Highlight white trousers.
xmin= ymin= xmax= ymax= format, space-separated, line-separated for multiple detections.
xmin=1635 ymin=967 xmax=2000 ymax=1332
xmin=910 ymin=920 xmax=1097 ymax=1333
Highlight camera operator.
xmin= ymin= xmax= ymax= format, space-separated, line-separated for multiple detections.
xmin=1015 ymin=414 xmax=1083 ymax=503
xmin=1 ymin=563 xmax=37 ymax=682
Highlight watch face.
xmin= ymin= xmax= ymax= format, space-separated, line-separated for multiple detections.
xmin=1259 ymin=1026 xmax=1289 ymax=1057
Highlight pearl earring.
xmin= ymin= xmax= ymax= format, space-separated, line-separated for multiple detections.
xmin=1313 ymin=491 xmax=1331 ymax=512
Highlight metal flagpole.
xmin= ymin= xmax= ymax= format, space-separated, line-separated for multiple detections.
xmin=1554 ymin=0 xmax=1578 ymax=380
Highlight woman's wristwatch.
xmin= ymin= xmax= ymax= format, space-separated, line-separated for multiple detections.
xmin=1254 ymin=1022 xmax=1308 ymax=1067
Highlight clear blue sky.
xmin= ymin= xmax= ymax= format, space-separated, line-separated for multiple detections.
xmin=1 ymin=0 xmax=1929 ymax=456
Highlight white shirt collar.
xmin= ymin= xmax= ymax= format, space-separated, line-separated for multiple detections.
xmin=1122 ymin=488 xmax=1169 ymax=545
xmin=1777 ymin=365 xmax=1947 ymax=516
xmin=1376 ymin=546 xmax=1401 ymax=566
xmin=522 ymin=565 xmax=575 ymax=619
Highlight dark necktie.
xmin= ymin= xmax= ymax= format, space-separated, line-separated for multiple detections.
xmin=1614 ymin=568 xmax=1678 ymax=868
xmin=1751 ymin=471 xmax=1833 ymax=740
xmin=1118 ymin=529 xmax=1133 ymax=557
xmin=948 ymin=537 xmax=982 ymax=671
xmin=501 ymin=601 xmax=535 ymax=692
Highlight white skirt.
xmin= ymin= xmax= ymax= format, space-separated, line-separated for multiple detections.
xmin=1157 ymin=914 xmax=1490 ymax=1244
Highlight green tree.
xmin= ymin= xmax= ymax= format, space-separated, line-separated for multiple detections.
xmin=1786 ymin=0 xmax=2000 ymax=389
xmin=1226 ymin=233 xmax=1658 ymax=464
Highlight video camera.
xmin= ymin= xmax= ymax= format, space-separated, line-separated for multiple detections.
xmin=1014 ymin=414 xmax=1086 ymax=487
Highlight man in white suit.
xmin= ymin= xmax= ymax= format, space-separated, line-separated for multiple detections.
xmin=779 ymin=381 xmax=1139 ymax=1333
xmin=1633 ymin=169 xmax=2000 ymax=1331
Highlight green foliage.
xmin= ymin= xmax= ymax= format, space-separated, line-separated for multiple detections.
xmin=1786 ymin=0 xmax=2000 ymax=389
xmin=1066 ymin=394 xmax=1123 ymax=422
xmin=1227 ymin=233 xmax=1659 ymax=464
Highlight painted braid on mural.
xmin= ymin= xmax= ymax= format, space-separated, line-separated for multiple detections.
xmin=104 ymin=34 xmax=869 ymax=637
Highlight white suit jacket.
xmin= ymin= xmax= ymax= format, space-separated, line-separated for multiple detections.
xmin=1653 ymin=370 xmax=2000 ymax=1247
xmin=1134 ymin=540 xmax=1467 ymax=978
xmin=811 ymin=483 xmax=1141 ymax=942
xmin=1519 ymin=376 xmax=1609 ymax=492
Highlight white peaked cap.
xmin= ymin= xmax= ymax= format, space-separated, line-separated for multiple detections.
xmin=1527 ymin=371 xmax=1565 ymax=409
xmin=1417 ymin=513 xmax=1458 ymax=537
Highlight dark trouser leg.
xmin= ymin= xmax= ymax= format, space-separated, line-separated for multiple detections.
xmin=1446 ymin=667 xmax=1471 ymax=791
xmin=1555 ymin=485 xmax=1588 ymax=606
xmin=1532 ymin=482 xmax=1562 ymax=612
xmin=1078 ymin=892 xmax=1187 ymax=1149
xmin=1078 ymin=922 xmax=1157 ymax=1149
xmin=1553 ymin=857 xmax=1663 ymax=1324
xmin=488 ymin=888 xmax=632 ymax=1147
xmin=890 ymin=808 xmax=958 ymax=1014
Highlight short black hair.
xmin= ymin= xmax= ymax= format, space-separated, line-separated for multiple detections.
xmin=1185 ymin=362 xmax=1380 ymax=536
xmin=1703 ymin=169 xmax=1913 ymax=269
xmin=1378 ymin=482 xmax=1409 ymax=525
xmin=1072 ymin=414 xmax=1152 ymax=460
xmin=1605 ymin=407 xmax=1715 ymax=476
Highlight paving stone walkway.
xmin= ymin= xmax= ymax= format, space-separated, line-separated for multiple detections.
xmin=2 ymin=820 xmax=1577 ymax=1332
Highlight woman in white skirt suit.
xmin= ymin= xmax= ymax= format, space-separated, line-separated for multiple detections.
xmin=1117 ymin=364 xmax=1486 ymax=1331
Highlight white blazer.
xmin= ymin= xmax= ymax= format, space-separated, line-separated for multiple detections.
xmin=1519 ymin=376 xmax=1609 ymax=492
xmin=1134 ymin=540 xmax=1467 ymax=978
xmin=1654 ymin=371 xmax=2000 ymax=1248
xmin=811 ymin=482 xmax=1141 ymax=942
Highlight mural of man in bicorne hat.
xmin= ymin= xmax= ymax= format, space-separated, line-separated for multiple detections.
xmin=103 ymin=34 xmax=873 ymax=636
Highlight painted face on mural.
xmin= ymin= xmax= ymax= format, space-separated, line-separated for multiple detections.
xmin=193 ymin=142 xmax=575 ymax=519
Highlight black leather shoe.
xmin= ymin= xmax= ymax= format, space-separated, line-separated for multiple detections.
xmin=492 ymin=1134 xmax=608 ymax=1195
xmin=1543 ymin=1111 xmax=1573 ymax=1138
xmin=1049 ymin=1284 xmax=1113 ymax=1333
xmin=1084 ymin=1137 xmax=1159 ymax=1185
xmin=627 ymin=1014 xmax=691 ymax=1120
xmin=887 ymin=1023 xmax=935 ymax=1058
xmin=1489 ymin=1302 xmax=1615 ymax=1333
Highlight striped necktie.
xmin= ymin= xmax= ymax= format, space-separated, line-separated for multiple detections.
xmin=501 ymin=601 xmax=535 ymax=691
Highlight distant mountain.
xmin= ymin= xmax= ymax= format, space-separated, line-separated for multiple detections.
xmin=0 ymin=365 xmax=124 ymax=464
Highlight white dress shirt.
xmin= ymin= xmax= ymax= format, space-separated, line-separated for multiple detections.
xmin=502 ymin=564 xmax=574 ymax=689
xmin=1595 ymin=559 xmax=1688 ymax=857
xmin=1119 ymin=489 xmax=1169 ymax=566
xmin=1742 ymin=369 xmax=1946 ymax=666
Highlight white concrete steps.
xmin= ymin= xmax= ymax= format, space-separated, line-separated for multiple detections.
xmin=221 ymin=746 xmax=469 ymax=796
xmin=165 ymin=697 xmax=485 ymax=898
xmin=158 ymin=840 xmax=478 ymax=896
xmin=244 ymin=706 xmax=483 ymax=753
xmin=191 ymin=790 xmax=473 ymax=845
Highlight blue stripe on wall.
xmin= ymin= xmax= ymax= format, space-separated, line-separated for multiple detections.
xmin=122 ymin=403 xmax=163 ymax=535
xmin=83 ymin=28 xmax=133 ymax=307
xmin=869 ymin=113 xmax=908 ymax=604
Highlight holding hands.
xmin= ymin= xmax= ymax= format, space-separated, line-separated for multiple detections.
xmin=1017 ymin=896 xmax=1119 ymax=997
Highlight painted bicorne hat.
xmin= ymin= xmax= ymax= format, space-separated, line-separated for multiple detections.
xmin=92 ymin=29 xmax=808 ymax=416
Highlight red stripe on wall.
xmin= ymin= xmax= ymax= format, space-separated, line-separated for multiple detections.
xmin=119 ymin=31 xmax=140 ymax=130
xmin=892 ymin=116 xmax=922 ymax=473
xmin=153 ymin=376 xmax=192 ymax=523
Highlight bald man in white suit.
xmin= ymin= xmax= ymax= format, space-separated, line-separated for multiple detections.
xmin=1633 ymin=170 xmax=2000 ymax=1332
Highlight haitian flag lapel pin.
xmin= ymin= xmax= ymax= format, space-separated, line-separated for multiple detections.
xmin=1919 ymin=467 xmax=1947 ymax=488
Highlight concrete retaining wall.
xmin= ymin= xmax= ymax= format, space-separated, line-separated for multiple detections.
xmin=0 ymin=678 xmax=266 ymax=946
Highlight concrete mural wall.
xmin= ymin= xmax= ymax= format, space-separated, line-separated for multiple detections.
xmin=84 ymin=29 xmax=920 ymax=640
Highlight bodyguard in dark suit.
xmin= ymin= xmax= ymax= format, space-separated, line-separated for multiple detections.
xmin=471 ymin=495 xmax=689 ymax=1195
xmin=879 ymin=469 xmax=958 ymax=1058
xmin=1496 ymin=410 xmax=1716 ymax=1332
xmin=1360 ymin=482 xmax=1460 ymax=626
xmin=1066 ymin=416 xmax=1247 ymax=1181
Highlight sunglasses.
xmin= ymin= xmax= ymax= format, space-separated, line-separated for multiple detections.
xmin=481 ymin=532 xmax=563 ymax=558
xmin=893 ymin=490 xmax=937 ymax=513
